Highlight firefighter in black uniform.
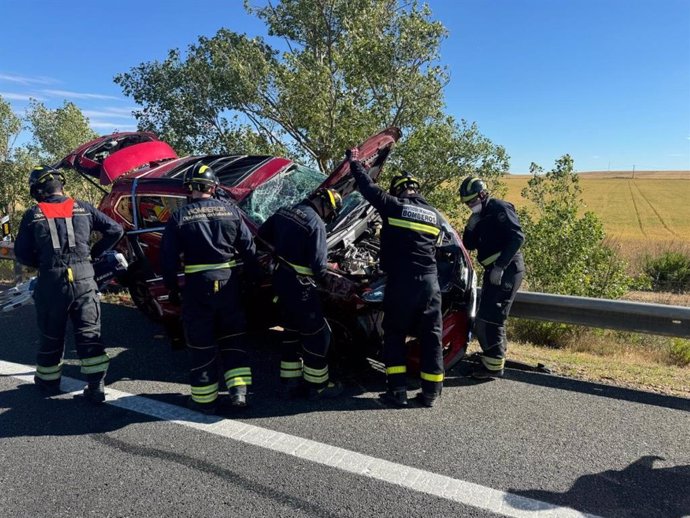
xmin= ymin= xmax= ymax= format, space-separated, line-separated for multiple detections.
xmin=347 ymin=149 xmax=444 ymax=407
xmin=459 ymin=176 xmax=525 ymax=379
xmin=161 ymin=163 xmax=258 ymax=413
xmin=14 ymin=166 xmax=123 ymax=403
xmin=258 ymin=187 xmax=344 ymax=401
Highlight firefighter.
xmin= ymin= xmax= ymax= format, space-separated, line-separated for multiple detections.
xmin=14 ymin=165 xmax=124 ymax=403
xmin=258 ymin=187 xmax=344 ymax=401
xmin=161 ymin=162 xmax=259 ymax=413
xmin=347 ymin=149 xmax=444 ymax=408
xmin=459 ymin=176 xmax=525 ymax=379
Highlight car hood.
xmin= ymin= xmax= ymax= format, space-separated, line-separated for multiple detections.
xmin=317 ymin=127 xmax=401 ymax=196
xmin=58 ymin=132 xmax=178 ymax=185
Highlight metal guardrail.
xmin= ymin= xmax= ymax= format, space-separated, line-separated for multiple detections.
xmin=2 ymin=242 xmax=689 ymax=337
xmin=510 ymin=291 xmax=690 ymax=338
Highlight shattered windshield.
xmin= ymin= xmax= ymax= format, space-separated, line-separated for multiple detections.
xmin=239 ymin=164 xmax=326 ymax=225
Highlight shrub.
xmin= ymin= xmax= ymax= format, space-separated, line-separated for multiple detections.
xmin=642 ymin=251 xmax=690 ymax=293
xmin=669 ymin=338 xmax=690 ymax=367
xmin=511 ymin=155 xmax=631 ymax=346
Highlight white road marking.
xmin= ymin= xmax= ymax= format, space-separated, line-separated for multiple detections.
xmin=1 ymin=360 xmax=598 ymax=518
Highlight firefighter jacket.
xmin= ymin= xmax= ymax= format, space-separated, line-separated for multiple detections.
xmin=350 ymin=161 xmax=443 ymax=277
xmin=462 ymin=197 xmax=525 ymax=270
xmin=161 ymin=197 xmax=257 ymax=290
xmin=14 ymin=194 xmax=123 ymax=276
xmin=258 ymin=201 xmax=328 ymax=282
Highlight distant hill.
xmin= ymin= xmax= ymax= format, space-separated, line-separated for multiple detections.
xmin=509 ymin=170 xmax=690 ymax=179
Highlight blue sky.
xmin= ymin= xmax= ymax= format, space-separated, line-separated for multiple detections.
xmin=1 ymin=0 xmax=688 ymax=173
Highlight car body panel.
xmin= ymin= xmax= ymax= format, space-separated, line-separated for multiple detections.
xmin=58 ymin=127 xmax=475 ymax=369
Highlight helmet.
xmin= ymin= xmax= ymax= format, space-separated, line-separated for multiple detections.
xmin=389 ymin=171 xmax=420 ymax=196
xmin=459 ymin=176 xmax=487 ymax=203
xmin=183 ymin=162 xmax=218 ymax=193
xmin=29 ymin=165 xmax=66 ymax=201
xmin=312 ymin=188 xmax=343 ymax=222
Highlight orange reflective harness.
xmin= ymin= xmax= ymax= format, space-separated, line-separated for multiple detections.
xmin=37 ymin=198 xmax=77 ymax=281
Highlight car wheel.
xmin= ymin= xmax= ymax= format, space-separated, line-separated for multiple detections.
xmin=128 ymin=269 xmax=163 ymax=322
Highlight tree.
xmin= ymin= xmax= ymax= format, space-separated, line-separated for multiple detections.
xmin=520 ymin=155 xmax=630 ymax=298
xmin=114 ymin=0 xmax=509 ymax=216
xmin=25 ymin=100 xmax=102 ymax=204
xmin=513 ymin=155 xmax=631 ymax=345
xmin=0 ymin=96 xmax=33 ymax=233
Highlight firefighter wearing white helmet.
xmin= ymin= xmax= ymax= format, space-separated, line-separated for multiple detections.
xmin=459 ymin=176 xmax=525 ymax=379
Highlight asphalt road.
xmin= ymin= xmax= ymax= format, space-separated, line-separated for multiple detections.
xmin=1 ymin=302 xmax=689 ymax=518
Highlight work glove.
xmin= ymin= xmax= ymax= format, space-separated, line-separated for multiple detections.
xmin=465 ymin=213 xmax=480 ymax=232
xmin=489 ymin=266 xmax=504 ymax=286
xmin=345 ymin=148 xmax=359 ymax=162
xmin=168 ymin=288 xmax=182 ymax=306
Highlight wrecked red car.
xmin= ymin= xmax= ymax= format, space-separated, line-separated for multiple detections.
xmin=58 ymin=129 xmax=477 ymax=370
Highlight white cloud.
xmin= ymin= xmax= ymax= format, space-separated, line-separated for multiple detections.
xmin=0 ymin=73 xmax=57 ymax=85
xmin=42 ymin=89 xmax=121 ymax=101
xmin=0 ymin=92 xmax=45 ymax=101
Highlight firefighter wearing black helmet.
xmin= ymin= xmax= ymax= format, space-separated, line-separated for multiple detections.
xmin=161 ymin=162 xmax=259 ymax=413
xmin=258 ymin=187 xmax=344 ymax=401
xmin=347 ymin=149 xmax=444 ymax=408
xmin=14 ymin=165 xmax=124 ymax=403
xmin=459 ymin=176 xmax=525 ymax=379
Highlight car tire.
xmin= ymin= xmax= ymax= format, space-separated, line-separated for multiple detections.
xmin=128 ymin=268 xmax=163 ymax=322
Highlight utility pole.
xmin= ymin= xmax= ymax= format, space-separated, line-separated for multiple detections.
xmin=632 ymin=164 xmax=635 ymax=179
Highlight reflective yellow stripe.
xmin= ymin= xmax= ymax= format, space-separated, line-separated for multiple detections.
xmin=191 ymin=383 xmax=219 ymax=396
xmin=213 ymin=280 xmax=219 ymax=293
xmin=184 ymin=260 xmax=238 ymax=274
xmin=480 ymin=252 xmax=501 ymax=267
xmin=36 ymin=363 xmax=63 ymax=381
xmin=225 ymin=367 xmax=251 ymax=379
xmin=66 ymin=267 xmax=74 ymax=283
xmin=226 ymin=376 xmax=251 ymax=388
xmin=80 ymin=354 xmax=110 ymax=374
xmin=420 ymin=371 xmax=444 ymax=382
xmin=303 ymin=365 xmax=328 ymax=383
xmin=481 ymin=356 xmax=505 ymax=370
xmin=280 ymin=361 xmax=303 ymax=378
xmin=284 ymin=260 xmax=314 ymax=276
xmin=386 ymin=365 xmax=407 ymax=375
xmin=388 ymin=217 xmax=440 ymax=236
xmin=191 ymin=392 xmax=218 ymax=404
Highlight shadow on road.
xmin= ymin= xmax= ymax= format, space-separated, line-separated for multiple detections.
xmin=0 ymin=383 xmax=158 ymax=438
xmin=446 ymin=359 xmax=690 ymax=412
xmin=506 ymin=455 xmax=690 ymax=518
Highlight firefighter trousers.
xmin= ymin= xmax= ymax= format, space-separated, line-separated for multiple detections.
xmin=273 ymin=268 xmax=331 ymax=388
xmin=182 ymin=272 xmax=251 ymax=405
xmin=475 ymin=261 xmax=524 ymax=370
xmin=382 ymin=272 xmax=443 ymax=395
xmin=33 ymin=267 xmax=109 ymax=385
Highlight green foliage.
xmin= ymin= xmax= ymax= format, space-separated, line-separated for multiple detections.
xmin=641 ymin=250 xmax=690 ymax=293
xmin=669 ymin=338 xmax=690 ymax=366
xmin=513 ymin=155 xmax=631 ymax=346
xmin=114 ymin=0 xmax=508 ymax=197
xmin=25 ymin=100 xmax=102 ymax=205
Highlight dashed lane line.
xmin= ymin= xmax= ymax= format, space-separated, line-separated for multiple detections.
xmin=0 ymin=360 xmax=598 ymax=518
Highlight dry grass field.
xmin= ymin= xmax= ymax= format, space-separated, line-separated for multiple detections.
xmin=503 ymin=170 xmax=690 ymax=271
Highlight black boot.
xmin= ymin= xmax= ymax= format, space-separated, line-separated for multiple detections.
xmin=229 ymin=386 xmax=248 ymax=408
xmin=379 ymin=389 xmax=408 ymax=407
xmin=471 ymin=364 xmax=504 ymax=380
xmin=34 ymin=376 xmax=61 ymax=396
xmin=308 ymin=380 xmax=343 ymax=401
xmin=414 ymin=391 xmax=439 ymax=408
xmin=83 ymin=380 xmax=106 ymax=405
